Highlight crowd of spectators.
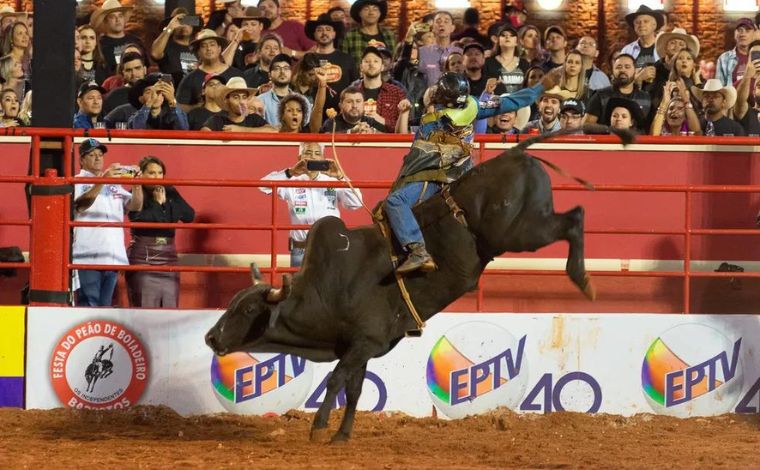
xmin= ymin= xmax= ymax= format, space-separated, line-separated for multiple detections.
xmin=6 ymin=0 xmax=760 ymax=136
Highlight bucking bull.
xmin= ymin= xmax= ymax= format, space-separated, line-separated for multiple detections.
xmin=206 ymin=126 xmax=631 ymax=442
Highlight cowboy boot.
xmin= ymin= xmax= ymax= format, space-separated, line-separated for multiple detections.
xmin=396 ymin=242 xmax=437 ymax=274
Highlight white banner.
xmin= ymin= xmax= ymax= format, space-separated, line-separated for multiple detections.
xmin=26 ymin=308 xmax=760 ymax=418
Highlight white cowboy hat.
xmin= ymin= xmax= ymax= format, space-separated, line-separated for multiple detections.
xmin=512 ymin=104 xmax=531 ymax=130
xmin=655 ymin=28 xmax=700 ymax=59
xmin=90 ymin=0 xmax=132 ymax=31
xmin=540 ymin=86 xmax=576 ymax=102
xmin=691 ymin=79 xmax=737 ymax=110
xmin=215 ymin=77 xmax=257 ymax=113
xmin=0 ymin=6 xmax=28 ymax=20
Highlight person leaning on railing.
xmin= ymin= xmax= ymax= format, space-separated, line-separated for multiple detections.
xmin=126 ymin=156 xmax=195 ymax=308
xmin=650 ymin=80 xmax=701 ymax=135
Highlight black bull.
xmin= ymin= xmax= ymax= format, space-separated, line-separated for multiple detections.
xmin=206 ymin=127 xmax=630 ymax=442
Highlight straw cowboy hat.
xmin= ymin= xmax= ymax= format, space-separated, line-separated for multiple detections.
xmin=655 ymin=28 xmax=700 ymax=58
xmin=190 ymin=29 xmax=230 ymax=53
xmin=90 ymin=0 xmax=133 ymax=31
xmin=232 ymin=6 xmax=271 ymax=29
xmin=512 ymin=104 xmax=531 ymax=130
xmin=691 ymin=79 xmax=737 ymax=109
xmin=0 ymin=6 xmax=28 ymax=22
xmin=540 ymin=86 xmax=576 ymax=102
xmin=215 ymin=77 xmax=257 ymax=113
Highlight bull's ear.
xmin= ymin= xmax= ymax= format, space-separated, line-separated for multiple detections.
xmin=250 ymin=263 xmax=262 ymax=286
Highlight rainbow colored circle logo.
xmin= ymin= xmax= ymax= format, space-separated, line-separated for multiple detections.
xmin=641 ymin=323 xmax=744 ymax=417
xmin=426 ymin=321 xmax=529 ymax=419
xmin=210 ymin=352 xmax=314 ymax=415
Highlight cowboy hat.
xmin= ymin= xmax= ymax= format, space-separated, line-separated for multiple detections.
xmin=305 ymin=14 xmax=344 ymax=42
xmin=497 ymin=102 xmax=531 ymax=130
xmin=602 ymin=97 xmax=645 ymax=130
xmin=350 ymin=0 xmax=387 ymax=25
xmin=128 ymin=73 xmax=161 ymax=109
xmin=0 ymin=6 xmax=27 ymax=21
xmin=190 ymin=29 xmax=229 ymax=53
xmin=625 ymin=5 xmax=665 ymax=31
xmin=232 ymin=6 xmax=271 ymax=29
xmin=215 ymin=77 xmax=257 ymax=113
xmin=691 ymin=79 xmax=737 ymax=110
xmin=90 ymin=0 xmax=132 ymax=31
xmin=655 ymin=28 xmax=700 ymax=58
xmin=540 ymin=86 xmax=575 ymax=102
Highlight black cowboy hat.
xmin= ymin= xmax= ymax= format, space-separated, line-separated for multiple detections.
xmin=602 ymin=97 xmax=644 ymax=130
xmin=625 ymin=5 xmax=664 ymax=31
xmin=350 ymin=0 xmax=387 ymax=24
xmin=305 ymin=14 xmax=344 ymax=42
xmin=128 ymin=73 xmax=161 ymax=110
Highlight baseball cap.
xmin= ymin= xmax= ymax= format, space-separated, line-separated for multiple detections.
xmin=735 ymin=17 xmax=756 ymax=30
xmin=462 ymin=42 xmax=485 ymax=54
xmin=77 ymin=81 xmax=106 ymax=99
xmin=544 ymin=25 xmax=566 ymax=41
xmin=560 ymin=99 xmax=585 ymax=115
xmin=79 ymin=138 xmax=108 ymax=158
xmin=203 ymin=73 xmax=228 ymax=87
xmin=361 ymin=45 xmax=390 ymax=60
xmin=270 ymin=53 xmax=293 ymax=67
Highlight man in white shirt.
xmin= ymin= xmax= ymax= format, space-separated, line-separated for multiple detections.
xmin=73 ymin=138 xmax=143 ymax=306
xmin=260 ymin=142 xmax=363 ymax=267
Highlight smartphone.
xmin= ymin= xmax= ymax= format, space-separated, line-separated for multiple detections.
xmin=416 ymin=22 xmax=431 ymax=32
xmin=180 ymin=15 xmax=201 ymax=27
xmin=306 ymin=160 xmax=331 ymax=172
xmin=119 ymin=166 xmax=138 ymax=177
xmin=751 ymin=50 xmax=760 ymax=62
xmin=159 ymin=73 xmax=173 ymax=83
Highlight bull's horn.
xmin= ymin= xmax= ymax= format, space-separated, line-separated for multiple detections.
xmin=266 ymin=274 xmax=292 ymax=303
xmin=281 ymin=273 xmax=292 ymax=298
xmin=250 ymin=263 xmax=262 ymax=286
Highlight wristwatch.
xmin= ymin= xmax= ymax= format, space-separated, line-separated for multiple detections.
xmin=163 ymin=27 xmax=173 ymax=34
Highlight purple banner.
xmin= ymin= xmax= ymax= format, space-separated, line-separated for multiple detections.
xmin=0 ymin=377 xmax=24 ymax=408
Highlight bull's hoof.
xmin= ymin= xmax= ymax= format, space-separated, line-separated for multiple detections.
xmin=309 ymin=427 xmax=330 ymax=443
xmin=330 ymin=431 xmax=351 ymax=444
xmin=582 ymin=275 xmax=596 ymax=301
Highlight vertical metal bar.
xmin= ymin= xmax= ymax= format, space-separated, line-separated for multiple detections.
xmin=270 ymin=181 xmax=278 ymax=285
xmin=63 ymin=134 xmax=72 ymax=178
xmin=31 ymin=135 xmax=40 ymax=177
xmin=683 ymin=189 xmax=692 ymax=314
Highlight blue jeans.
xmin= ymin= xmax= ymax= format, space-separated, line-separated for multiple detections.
xmin=77 ymin=270 xmax=118 ymax=307
xmin=385 ymin=181 xmax=441 ymax=247
xmin=290 ymin=248 xmax=305 ymax=268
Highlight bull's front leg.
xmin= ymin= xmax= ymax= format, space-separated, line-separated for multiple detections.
xmin=331 ymin=363 xmax=367 ymax=443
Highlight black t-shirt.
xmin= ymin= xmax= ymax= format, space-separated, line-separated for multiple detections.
xmin=243 ymin=66 xmax=270 ymax=88
xmin=99 ymin=34 xmax=143 ymax=74
xmin=232 ymin=41 xmax=258 ymax=71
xmin=363 ymin=86 xmax=380 ymax=102
xmin=177 ymin=66 xmax=244 ymax=106
xmin=586 ymin=86 xmax=653 ymax=128
xmin=636 ymin=44 xmax=656 ymax=68
xmin=157 ymin=39 xmax=197 ymax=87
xmin=542 ymin=58 xmax=563 ymax=72
xmin=103 ymin=86 xmax=130 ymax=115
xmin=739 ymin=108 xmax=760 ymax=136
xmin=483 ymin=57 xmax=528 ymax=94
xmin=313 ymin=50 xmax=359 ymax=111
xmin=188 ymin=107 xmax=218 ymax=131
xmin=319 ymin=114 xmax=384 ymax=133
xmin=701 ymin=116 xmax=746 ymax=136
xmin=201 ymin=112 xmax=267 ymax=131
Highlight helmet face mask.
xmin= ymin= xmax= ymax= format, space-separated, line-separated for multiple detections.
xmin=432 ymin=72 xmax=470 ymax=109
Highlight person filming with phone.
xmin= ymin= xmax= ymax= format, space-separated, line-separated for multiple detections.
xmin=259 ymin=142 xmax=363 ymax=267
xmin=127 ymin=73 xmax=189 ymax=130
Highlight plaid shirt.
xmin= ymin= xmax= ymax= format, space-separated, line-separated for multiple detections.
xmin=340 ymin=27 xmax=397 ymax=65
xmin=356 ymin=81 xmax=406 ymax=132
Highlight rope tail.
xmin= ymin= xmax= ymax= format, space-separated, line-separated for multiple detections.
xmin=328 ymin=116 xmax=375 ymax=219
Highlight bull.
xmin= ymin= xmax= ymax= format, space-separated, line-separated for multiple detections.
xmin=205 ymin=126 xmax=631 ymax=442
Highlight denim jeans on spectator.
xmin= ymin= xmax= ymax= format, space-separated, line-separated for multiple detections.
xmin=77 ymin=270 xmax=118 ymax=307
xmin=291 ymin=248 xmax=305 ymax=268
xmin=385 ymin=181 xmax=441 ymax=247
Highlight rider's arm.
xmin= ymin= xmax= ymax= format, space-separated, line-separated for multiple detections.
xmin=476 ymin=84 xmax=544 ymax=120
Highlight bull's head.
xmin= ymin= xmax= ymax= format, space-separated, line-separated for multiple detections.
xmin=205 ymin=264 xmax=291 ymax=356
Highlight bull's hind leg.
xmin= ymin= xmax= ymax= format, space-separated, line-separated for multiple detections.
xmin=331 ymin=363 xmax=367 ymax=444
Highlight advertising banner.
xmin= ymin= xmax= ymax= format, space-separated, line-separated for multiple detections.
xmin=0 ymin=306 xmax=25 ymax=407
xmin=26 ymin=308 xmax=760 ymax=418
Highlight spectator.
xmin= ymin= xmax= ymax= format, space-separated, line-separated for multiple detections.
xmin=559 ymin=50 xmax=589 ymax=101
xmin=484 ymin=24 xmax=528 ymax=94
xmin=327 ymin=6 xmax=351 ymax=32
xmin=602 ymin=97 xmax=644 ymax=132
xmin=201 ymin=76 xmax=275 ymax=132
xmin=187 ymin=74 xmax=226 ymax=130
xmin=260 ymin=142 xmax=363 ymax=267
xmin=504 ymin=4 xmax=528 ymax=29
xmin=1 ymin=21 xmax=30 ymax=83
xmin=559 ymin=98 xmax=585 ymax=132
xmin=278 ymin=93 xmax=311 ymax=133
xmin=452 ymin=7 xmax=490 ymax=49
xmin=0 ymin=88 xmax=21 ymax=127
xmin=486 ymin=106 xmax=529 ymax=135
xmin=576 ymin=36 xmax=611 ymax=93
xmin=17 ymin=89 xmax=31 ymax=125
xmin=307 ymin=14 xmax=358 ymax=114
xmin=74 ymin=81 xmax=105 ymax=129
xmin=341 ymin=0 xmax=396 ymax=64
xmin=151 ymin=8 xmax=200 ymax=86
xmin=127 ymin=74 xmax=190 ymax=130
xmin=0 ymin=54 xmax=25 ymax=100
xmin=100 ymin=43 xmax=146 ymax=92
xmin=221 ymin=0 xmax=246 ymax=25
xmin=735 ymin=47 xmax=760 ymax=135
xmin=291 ymin=53 xmax=321 ymax=103
xmin=0 ymin=6 xmax=26 ymax=32
xmin=523 ymin=65 xmax=545 ymax=120
xmin=542 ymin=25 xmax=567 ymax=71
xmin=102 ymin=52 xmax=146 ymax=115
xmin=357 ymin=46 xmax=406 ymax=133
xmin=73 ymin=138 xmax=143 ymax=307
xmin=418 ymin=11 xmax=457 ymax=87
xmin=259 ymin=53 xmax=311 ymax=126
xmin=127 ymin=156 xmax=195 ymax=308
xmin=621 ymin=5 xmax=664 ymax=69
xmin=668 ymin=49 xmax=703 ymax=108
xmin=91 ymin=0 xmax=144 ymax=75
xmin=320 ymin=85 xmax=384 ymax=133
xmin=392 ymin=23 xmax=429 ymax=127
xmin=586 ymin=54 xmax=652 ymax=127
xmin=77 ymin=25 xmax=110 ymax=85
xmin=518 ymin=25 xmax=545 ymax=67
xmin=521 ymin=86 xmax=571 ymax=134
xmin=651 ymin=82 xmax=701 ymax=136
xmin=441 ymin=47 xmax=464 ymax=74
xmin=257 ymin=0 xmax=314 ymax=58
xmin=243 ymin=32 xmax=281 ymax=88
xmin=177 ymin=29 xmax=243 ymax=113
xmin=224 ymin=6 xmax=270 ymax=70
xmin=463 ymin=43 xmax=493 ymax=98
xmin=650 ymin=28 xmax=699 ymax=96
xmin=692 ymin=79 xmax=744 ymax=136
xmin=717 ymin=18 xmax=757 ymax=87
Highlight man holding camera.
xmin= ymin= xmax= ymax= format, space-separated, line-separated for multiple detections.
xmin=260 ymin=142 xmax=363 ymax=267
xmin=127 ymin=74 xmax=189 ymax=130
xmin=151 ymin=8 xmax=200 ymax=85
xmin=73 ymin=138 xmax=143 ymax=306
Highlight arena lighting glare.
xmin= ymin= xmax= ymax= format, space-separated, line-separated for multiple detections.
xmin=434 ymin=0 xmax=472 ymax=8
xmin=627 ymin=0 xmax=665 ymax=10
xmin=537 ymin=0 xmax=564 ymax=9
xmin=724 ymin=0 xmax=759 ymax=12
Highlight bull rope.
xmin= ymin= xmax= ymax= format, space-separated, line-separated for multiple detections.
xmin=327 ymin=116 xmax=374 ymax=219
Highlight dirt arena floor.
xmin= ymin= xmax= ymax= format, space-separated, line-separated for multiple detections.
xmin=0 ymin=406 xmax=758 ymax=469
